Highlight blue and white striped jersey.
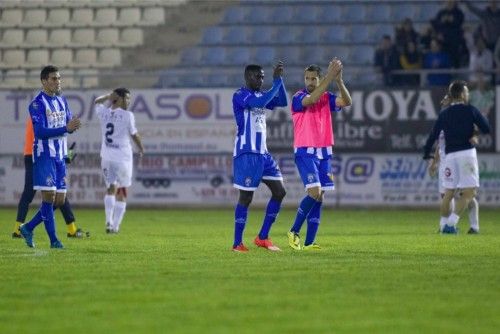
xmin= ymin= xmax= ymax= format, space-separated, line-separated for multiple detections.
xmin=232 ymin=79 xmax=287 ymax=157
xmin=29 ymin=91 xmax=71 ymax=161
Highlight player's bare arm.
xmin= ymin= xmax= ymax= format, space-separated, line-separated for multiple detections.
xmin=428 ymin=146 xmax=439 ymax=177
xmin=131 ymin=133 xmax=145 ymax=157
xmin=334 ymin=60 xmax=352 ymax=107
xmin=94 ymin=92 xmax=117 ymax=105
xmin=273 ymin=61 xmax=284 ymax=79
xmin=66 ymin=118 xmax=81 ymax=133
xmin=302 ymin=58 xmax=338 ymax=106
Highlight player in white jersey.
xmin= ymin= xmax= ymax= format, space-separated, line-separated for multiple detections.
xmin=428 ymin=94 xmax=480 ymax=234
xmin=94 ymin=88 xmax=144 ymax=233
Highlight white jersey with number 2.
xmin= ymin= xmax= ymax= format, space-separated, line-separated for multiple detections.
xmin=96 ymin=103 xmax=137 ymax=162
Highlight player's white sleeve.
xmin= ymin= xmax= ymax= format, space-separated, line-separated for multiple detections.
xmin=129 ymin=112 xmax=138 ymax=135
xmin=95 ymin=103 xmax=106 ymax=118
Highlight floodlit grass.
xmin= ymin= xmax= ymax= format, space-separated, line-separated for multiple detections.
xmin=1 ymin=208 xmax=499 ymax=334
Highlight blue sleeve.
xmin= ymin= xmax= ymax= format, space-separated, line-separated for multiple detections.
xmin=292 ymin=91 xmax=307 ymax=112
xmin=266 ymin=81 xmax=288 ymax=109
xmin=472 ymin=106 xmax=491 ymax=134
xmin=246 ymin=78 xmax=283 ymax=109
xmin=29 ymin=101 xmax=67 ymax=139
xmin=422 ymin=115 xmax=443 ymax=159
xmin=328 ymin=92 xmax=342 ymax=112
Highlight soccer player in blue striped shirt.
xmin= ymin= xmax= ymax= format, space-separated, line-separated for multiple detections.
xmin=231 ymin=62 xmax=288 ymax=252
xmin=19 ymin=65 xmax=81 ymax=248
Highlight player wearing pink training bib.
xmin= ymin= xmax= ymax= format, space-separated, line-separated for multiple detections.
xmin=287 ymin=60 xmax=352 ymax=251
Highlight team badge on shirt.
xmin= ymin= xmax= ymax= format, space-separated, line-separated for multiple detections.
xmin=245 ymin=177 xmax=252 ymax=187
xmin=46 ymin=176 xmax=54 ymax=186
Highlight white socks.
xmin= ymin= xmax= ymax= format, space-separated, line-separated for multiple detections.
xmin=113 ymin=201 xmax=126 ymax=232
xmin=439 ymin=216 xmax=448 ymax=231
xmin=447 ymin=213 xmax=460 ymax=227
xmin=468 ymin=198 xmax=479 ymax=231
xmin=104 ymin=195 xmax=116 ymax=228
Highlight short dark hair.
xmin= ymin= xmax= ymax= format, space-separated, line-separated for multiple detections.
xmin=304 ymin=64 xmax=322 ymax=76
xmin=113 ymin=87 xmax=130 ymax=98
xmin=244 ymin=64 xmax=263 ymax=78
xmin=449 ymin=80 xmax=467 ymax=99
xmin=40 ymin=65 xmax=59 ymax=81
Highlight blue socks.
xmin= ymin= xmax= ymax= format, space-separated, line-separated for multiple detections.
xmin=41 ymin=201 xmax=58 ymax=243
xmin=24 ymin=209 xmax=44 ymax=231
xmin=291 ymin=195 xmax=317 ymax=233
xmin=258 ymin=198 xmax=281 ymax=240
xmin=305 ymin=201 xmax=322 ymax=246
xmin=233 ymin=204 xmax=248 ymax=247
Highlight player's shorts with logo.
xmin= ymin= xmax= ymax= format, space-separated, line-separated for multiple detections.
xmin=295 ymin=147 xmax=334 ymax=191
xmin=101 ymin=159 xmax=133 ymax=188
xmin=233 ymin=152 xmax=282 ymax=191
xmin=33 ymin=156 xmax=67 ymax=192
xmin=442 ymin=148 xmax=479 ymax=189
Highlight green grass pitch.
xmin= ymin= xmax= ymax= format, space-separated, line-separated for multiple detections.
xmin=1 ymin=207 xmax=499 ymax=334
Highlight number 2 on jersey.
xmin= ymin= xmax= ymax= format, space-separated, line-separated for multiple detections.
xmin=105 ymin=123 xmax=114 ymax=143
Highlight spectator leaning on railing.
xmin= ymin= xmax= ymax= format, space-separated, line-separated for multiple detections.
xmin=469 ymin=36 xmax=494 ymax=84
xmin=424 ymin=39 xmax=452 ymax=86
xmin=374 ymin=35 xmax=401 ymax=86
xmin=399 ymin=41 xmax=423 ymax=86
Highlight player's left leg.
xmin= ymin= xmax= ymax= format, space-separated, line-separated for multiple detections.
xmin=112 ymin=188 xmax=127 ymax=233
xmin=467 ymin=197 xmax=479 ymax=234
xmin=304 ymin=157 xmax=334 ymax=249
xmin=58 ymin=197 xmax=86 ymax=238
xmin=254 ymin=154 xmax=285 ymax=251
xmin=110 ymin=160 xmax=133 ymax=233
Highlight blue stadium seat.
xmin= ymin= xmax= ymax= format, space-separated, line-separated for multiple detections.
xmin=349 ymin=25 xmax=371 ymax=43
xmin=316 ymin=4 xmax=342 ymax=23
xmin=323 ymin=25 xmax=348 ymax=44
xmin=350 ymin=45 xmax=374 ymax=65
xmin=222 ymin=6 xmax=246 ymax=24
xmin=343 ymin=4 xmax=367 ymax=23
xmin=254 ymin=47 xmax=276 ymax=66
xmin=223 ymin=26 xmax=249 ymax=45
xmin=201 ymin=47 xmax=226 ymax=66
xmin=418 ymin=3 xmax=440 ymax=21
xmin=201 ymin=27 xmax=224 ymax=45
xmin=371 ymin=24 xmax=394 ymax=41
xmin=368 ymin=4 xmax=391 ymax=22
xmin=226 ymin=47 xmax=251 ymax=66
xmin=332 ymin=46 xmax=350 ymax=63
xmin=277 ymin=46 xmax=302 ymax=66
xmin=205 ymin=72 xmax=228 ymax=87
xmin=392 ymin=4 xmax=418 ymax=22
xmin=298 ymin=26 xmax=323 ymax=45
xmin=270 ymin=5 xmax=293 ymax=24
xmin=250 ymin=26 xmax=275 ymax=44
xmin=274 ymin=26 xmax=299 ymax=45
xmin=244 ymin=5 xmax=271 ymax=24
xmin=292 ymin=5 xmax=318 ymax=24
xmin=180 ymin=47 xmax=202 ymax=64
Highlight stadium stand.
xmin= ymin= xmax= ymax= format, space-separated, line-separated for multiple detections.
xmin=0 ymin=0 xmax=487 ymax=89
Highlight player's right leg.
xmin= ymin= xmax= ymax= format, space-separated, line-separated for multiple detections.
xmin=13 ymin=155 xmax=36 ymax=238
xmin=102 ymin=159 xmax=118 ymax=233
xmin=231 ymin=153 xmax=262 ymax=252
xmin=20 ymin=157 xmax=57 ymax=247
xmin=289 ymin=154 xmax=322 ymax=250
xmin=110 ymin=160 xmax=133 ymax=233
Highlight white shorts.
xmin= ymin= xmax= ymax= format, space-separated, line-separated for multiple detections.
xmin=442 ymin=148 xmax=479 ymax=190
xmin=438 ymin=159 xmax=446 ymax=194
xmin=101 ymin=159 xmax=133 ymax=188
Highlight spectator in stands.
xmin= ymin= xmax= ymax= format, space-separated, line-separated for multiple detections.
xmin=464 ymin=0 xmax=500 ymax=51
xmin=419 ymin=24 xmax=438 ymax=52
xmin=469 ymin=73 xmax=494 ymax=118
xmin=395 ymin=18 xmax=419 ymax=53
xmin=431 ymin=0 xmax=467 ymax=68
xmin=374 ymin=35 xmax=400 ymax=86
xmin=469 ymin=37 xmax=494 ymax=84
xmin=424 ymin=39 xmax=452 ymax=86
xmin=399 ymin=41 xmax=423 ymax=86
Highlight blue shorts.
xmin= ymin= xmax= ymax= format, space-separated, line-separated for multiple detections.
xmin=33 ymin=156 xmax=67 ymax=192
xmin=233 ymin=153 xmax=283 ymax=191
xmin=295 ymin=154 xmax=335 ymax=191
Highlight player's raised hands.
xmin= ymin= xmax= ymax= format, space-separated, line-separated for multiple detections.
xmin=66 ymin=117 xmax=81 ymax=133
xmin=273 ymin=61 xmax=284 ymax=79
